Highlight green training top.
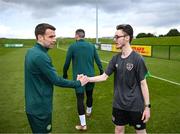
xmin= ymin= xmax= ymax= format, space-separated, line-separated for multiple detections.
xmin=25 ymin=43 xmax=81 ymax=115
xmin=63 ymin=39 xmax=103 ymax=80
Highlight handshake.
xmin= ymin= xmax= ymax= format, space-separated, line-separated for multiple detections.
xmin=77 ymin=74 xmax=89 ymax=86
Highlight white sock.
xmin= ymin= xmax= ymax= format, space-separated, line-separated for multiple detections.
xmin=86 ymin=107 xmax=92 ymax=114
xmin=79 ymin=115 xmax=86 ymax=126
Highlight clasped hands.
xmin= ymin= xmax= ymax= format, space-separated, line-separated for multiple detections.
xmin=77 ymin=74 xmax=89 ymax=86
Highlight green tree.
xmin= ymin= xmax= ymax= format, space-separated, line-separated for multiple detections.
xmin=136 ymin=33 xmax=147 ymax=38
xmin=166 ymin=29 xmax=180 ymax=36
xmin=136 ymin=33 xmax=156 ymax=38
xmin=159 ymin=34 xmax=164 ymax=37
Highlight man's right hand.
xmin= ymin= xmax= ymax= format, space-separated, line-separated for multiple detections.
xmin=77 ymin=74 xmax=89 ymax=86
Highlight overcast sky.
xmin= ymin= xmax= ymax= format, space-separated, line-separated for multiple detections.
xmin=0 ymin=0 xmax=180 ymax=38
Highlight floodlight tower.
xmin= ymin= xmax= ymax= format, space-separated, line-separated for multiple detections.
xmin=96 ymin=0 xmax=99 ymax=44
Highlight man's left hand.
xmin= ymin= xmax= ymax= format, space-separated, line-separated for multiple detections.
xmin=141 ymin=107 xmax=150 ymax=123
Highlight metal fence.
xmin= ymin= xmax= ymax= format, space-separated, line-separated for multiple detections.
xmin=152 ymin=45 xmax=180 ymax=61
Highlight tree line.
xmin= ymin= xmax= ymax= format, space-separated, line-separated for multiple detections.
xmin=136 ymin=28 xmax=180 ymax=38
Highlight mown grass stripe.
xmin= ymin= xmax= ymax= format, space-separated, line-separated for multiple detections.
xmin=57 ymin=47 xmax=180 ymax=86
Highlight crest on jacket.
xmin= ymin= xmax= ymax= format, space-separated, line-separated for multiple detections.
xmin=126 ymin=63 xmax=133 ymax=71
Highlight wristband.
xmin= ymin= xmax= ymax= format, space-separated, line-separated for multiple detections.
xmin=145 ymin=104 xmax=151 ymax=108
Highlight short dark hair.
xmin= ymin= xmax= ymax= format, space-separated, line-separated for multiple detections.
xmin=116 ymin=24 xmax=133 ymax=43
xmin=35 ymin=23 xmax=56 ymax=39
xmin=75 ymin=29 xmax=85 ymax=38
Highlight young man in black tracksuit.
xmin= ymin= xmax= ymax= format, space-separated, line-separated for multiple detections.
xmin=88 ymin=24 xmax=150 ymax=134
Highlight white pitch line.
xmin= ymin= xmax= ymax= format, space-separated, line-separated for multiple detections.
xmin=150 ymin=75 xmax=180 ymax=86
xmin=101 ymin=60 xmax=108 ymax=64
xmin=57 ymin=47 xmax=180 ymax=86
xmin=57 ymin=47 xmax=67 ymax=52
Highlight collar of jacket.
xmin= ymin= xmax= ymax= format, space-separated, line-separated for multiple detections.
xmin=35 ymin=42 xmax=49 ymax=53
xmin=76 ymin=39 xmax=85 ymax=42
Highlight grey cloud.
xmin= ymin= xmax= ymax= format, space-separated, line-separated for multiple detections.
xmin=132 ymin=1 xmax=180 ymax=27
xmin=2 ymin=0 xmax=96 ymax=9
xmin=1 ymin=0 xmax=140 ymax=12
xmin=2 ymin=0 xmax=179 ymax=14
xmin=1 ymin=0 xmax=180 ymax=27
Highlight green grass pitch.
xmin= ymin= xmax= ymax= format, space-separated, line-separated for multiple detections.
xmin=0 ymin=45 xmax=180 ymax=133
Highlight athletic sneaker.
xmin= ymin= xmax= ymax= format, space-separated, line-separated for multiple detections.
xmin=75 ymin=125 xmax=87 ymax=131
